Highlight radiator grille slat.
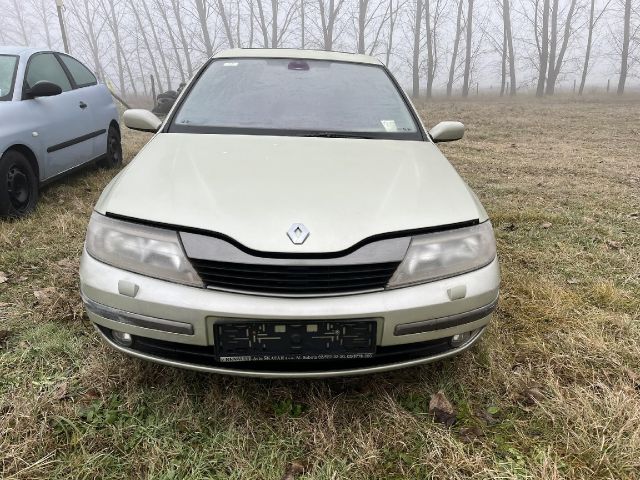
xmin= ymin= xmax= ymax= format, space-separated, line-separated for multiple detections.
xmin=190 ymin=259 xmax=399 ymax=295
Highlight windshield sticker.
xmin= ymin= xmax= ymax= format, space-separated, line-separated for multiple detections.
xmin=223 ymin=62 xmax=239 ymax=67
xmin=381 ymin=120 xmax=398 ymax=132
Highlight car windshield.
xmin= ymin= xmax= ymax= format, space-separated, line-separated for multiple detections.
xmin=0 ymin=55 xmax=18 ymax=101
xmin=170 ymin=58 xmax=421 ymax=140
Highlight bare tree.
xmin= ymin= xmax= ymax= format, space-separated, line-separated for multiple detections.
xmin=29 ymin=0 xmax=53 ymax=48
xmin=318 ymin=0 xmax=345 ymax=50
xmin=9 ymin=0 xmax=31 ymax=45
xmin=617 ymin=0 xmax=631 ymax=94
xmin=462 ymin=0 xmax=473 ymax=97
xmin=503 ymin=0 xmax=516 ymax=94
xmin=578 ymin=0 xmax=611 ymax=94
xmin=142 ymin=0 xmax=172 ymax=90
xmin=171 ymin=0 xmax=194 ymax=77
xmin=194 ymin=0 xmax=215 ymax=57
xmin=536 ymin=0 xmax=550 ymax=96
xmin=411 ymin=0 xmax=423 ymax=97
xmin=384 ymin=0 xmax=401 ymax=66
xmin=544 ymin=0 xmax=577 ymax=94
xmin=154 ymin=0 xmax=186 ymax=83
xmin=131 ymin=1 xmax=164 ymax=92
xmin=447 ymin=0 xmax=464 ymax=96
xmin=100 ymin=0 xmax=126 ymax=96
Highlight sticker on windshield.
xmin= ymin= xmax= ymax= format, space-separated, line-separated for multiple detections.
xmin=223 ymin=62 xmax=239 ymax=67
xmin=381 ymin=120 xmax=398 ymax=132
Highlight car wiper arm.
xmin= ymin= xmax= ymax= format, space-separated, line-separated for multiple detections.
xmin=296 ymin=132 xmax=374 ymax=139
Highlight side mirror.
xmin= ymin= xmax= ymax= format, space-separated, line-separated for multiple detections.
xmin=430 ymin=121 xmax=464 ymax=143
xmin=26 ymin=81 xmax=62 ymax=98
xmin=123 ymin=109 xmax=162 ymax=133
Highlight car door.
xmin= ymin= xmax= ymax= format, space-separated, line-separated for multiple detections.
xmin=57 ymin=53 xmax=109 ymax=158
xmin=22 ymin=52 xmax=95 ymax=179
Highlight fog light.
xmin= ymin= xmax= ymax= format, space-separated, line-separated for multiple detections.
xmin=112 ymin=330 xmax=133 ymax=347
xmin=450 ymin=331 xmax=472 ymax=348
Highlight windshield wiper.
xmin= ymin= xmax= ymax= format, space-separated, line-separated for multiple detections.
xmin=296 ymin=132 xmax=375 ymax=139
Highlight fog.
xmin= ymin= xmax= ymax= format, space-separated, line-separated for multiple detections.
xmin=1 ymin=0 xmax=637 ymax=99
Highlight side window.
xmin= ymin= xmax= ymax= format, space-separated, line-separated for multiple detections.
xmin=25 ymin=53 xmax=72 ymax=92
xmin=59 ymin=55 xmax=97 ymax=87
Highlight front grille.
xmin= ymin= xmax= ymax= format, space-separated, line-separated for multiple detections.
xmin=189 ymin=259 xmax=400 ymax=295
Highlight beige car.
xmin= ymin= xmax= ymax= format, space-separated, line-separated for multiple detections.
xmin=80 ymin=49 xmax=499 ymax=378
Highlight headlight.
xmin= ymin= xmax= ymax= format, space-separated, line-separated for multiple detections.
xmin=85 ymin=212 xmax=202 ymax=286
xmin=388 ymin=221 xmax=496 ymax=288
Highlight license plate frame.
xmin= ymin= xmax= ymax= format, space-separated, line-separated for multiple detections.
xmin=214 ymin=319 xmax=377 ymax=362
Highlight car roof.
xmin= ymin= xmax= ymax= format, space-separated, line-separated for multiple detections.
xmin=214 ymin=48 xmax=382 ymax=66
xmin=0 ymin=45 xmax=49 ymax=58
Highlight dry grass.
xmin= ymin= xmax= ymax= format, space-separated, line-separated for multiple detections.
xmin=1 ymin=95 xmax=639 ymax=479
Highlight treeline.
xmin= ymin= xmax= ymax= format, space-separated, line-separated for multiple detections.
xmin=1 ymin=0 xmax=637 ymax=99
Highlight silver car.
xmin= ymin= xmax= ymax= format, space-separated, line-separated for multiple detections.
xmin=80 ymin=49 xmax=500 ymax=378
xmin=0 ymin=46 xmax=121 ymax=218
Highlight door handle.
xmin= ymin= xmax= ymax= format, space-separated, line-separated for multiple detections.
xmin=79 ymin=101 xmax=88 ymax=109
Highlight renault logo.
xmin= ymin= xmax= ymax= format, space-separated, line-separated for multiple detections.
xmin=287 ymin=223 xmax=310 ymax=244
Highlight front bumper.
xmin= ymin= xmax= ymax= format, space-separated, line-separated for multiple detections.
xmin=80 ymin=250 xmax=500 ymax=378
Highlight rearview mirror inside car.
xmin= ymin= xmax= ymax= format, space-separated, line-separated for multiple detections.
xmin=123 ymin=109 xmax=163 ymax=133
xmin=430 ymin=121 xmax=465 ymax=143
xmin=26 ymin=81 xmax=62 ymax=98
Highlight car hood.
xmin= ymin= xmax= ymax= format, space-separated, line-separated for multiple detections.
xmin=96 ymin=133 xmax=483 ymax=254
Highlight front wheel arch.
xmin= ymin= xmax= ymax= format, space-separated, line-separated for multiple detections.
xmin=3 ymin=145 xmax=40 ymax=184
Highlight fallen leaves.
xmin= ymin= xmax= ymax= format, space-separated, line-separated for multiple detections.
xmin=34 ymin=287 xmax=58 ymax=302
xmin=0 ymin=329 xmax=11 ymax=348
xmin=0 ymin=272 xmax=8 ymax=284
xmin=429 ymin=390 xmax=456 ymax=426
xmin=605 ymin=239 xmax=623 ymax=250
xmin=516 ymin=386 xmax=546 ymax=406
xmin=280 ymin=461 xmax=306 ymax=480
xmin=52 ymin=382 xmax=69 ymax=401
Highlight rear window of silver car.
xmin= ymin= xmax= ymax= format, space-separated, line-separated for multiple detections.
xmin=0 ymin=55 xmax=18 ymax=101
xmin=170 ymin=58 xmax=421 ymax=140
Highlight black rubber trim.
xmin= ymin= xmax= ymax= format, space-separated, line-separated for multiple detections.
xmin=394 ymin=297 xmax=498 ymax=336
xmin=47 ymin=129 xmax=106 ymax=153
xmin=104 ymin=212 xmax=480 ymax=260
xmin=97 ymin=324 xmax=454 ymax=373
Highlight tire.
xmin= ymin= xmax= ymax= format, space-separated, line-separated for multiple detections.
xmin=98 ymin=125 xmax=122 ymax=169
xmin=0 ymin=150 xmax=39 ymax=218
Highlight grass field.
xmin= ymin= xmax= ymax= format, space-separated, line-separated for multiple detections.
xmin=1 ymin=96 xmax=639 ymax=479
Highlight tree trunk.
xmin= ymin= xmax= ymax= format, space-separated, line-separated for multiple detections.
xmin=256 ymin=0 xmax=270 ymax=47
xmin=194 ymin=0 xmax=214 ymax=57
xmin=411 ymin=0 xmax=423 ymax=98
xmin=156 ymin=0 xmax=186 ymax=83
xmin=385 ymin=0 xmax=397 ymax=66
xmin=447 ymin=0 xmax=463 ymax=97
xmin=217 ymin=0 xmax=236 ymax=48
xmin=425 ymin=0 xmax=434 ymax=98
xmin=106 ymin=0 xmax=126 ymax=97
xmin=172 ymin=0 xmax=194 ymax=77
xmin=617 ymin=0 xmax=631 ymax=95
xmin=549 ymin=0 xmax=577 ymax=93
xmin=142 ymin=0 xmax=172 ymax=90
xmin=500 ymin=27 xmax=506 ymax=96
xmin=132 ymin=2 xmax=164 ymax=92
xmin=271 ymin=0 xmax=279 ymax=47
xmin=545 ymin=0 xmax=558 ymax=95
xmin=301 ymin=0 xmax=305 ymax=48
xmin=535 ymin=0 xmax=550 ymax=97
xmin=503 ymin=0 xmax=516 ymax=95
xmin=357 ymin=0 xmax=368 ymax=54
xmin=579 ymin=0 xmax=595 ymax=95
xmin=462 ymin=0 xmax=473 ymax=97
